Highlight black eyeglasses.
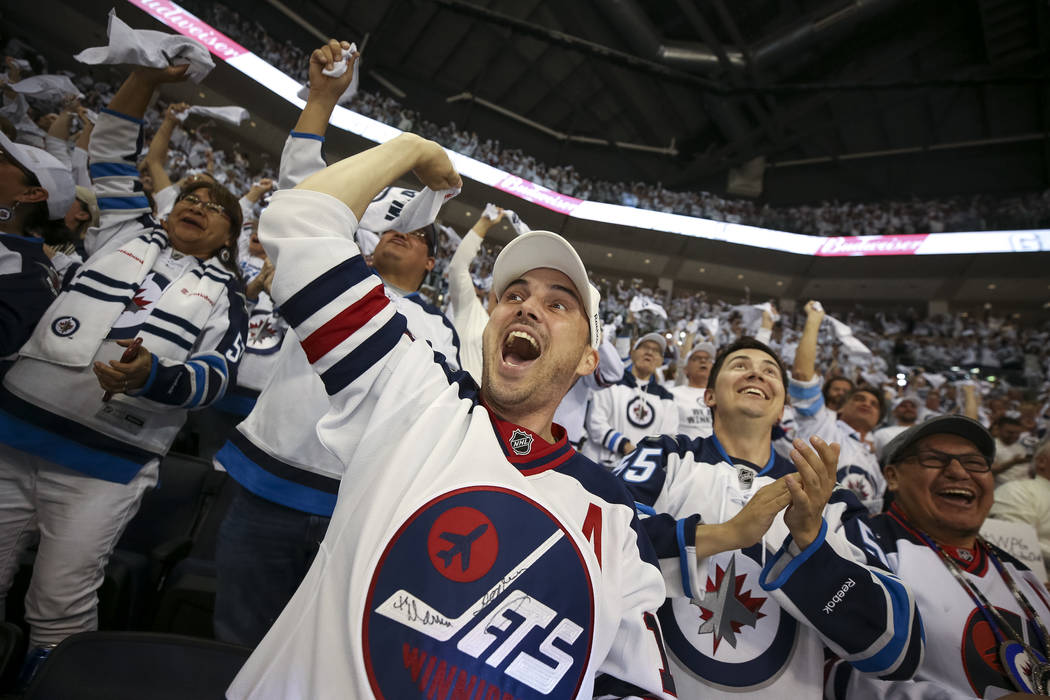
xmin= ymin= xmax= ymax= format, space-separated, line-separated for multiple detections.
xmin=902 ymin=448 xmax=991 ymax=473
xmin=181 ymin=193 xmax=230 ymax=220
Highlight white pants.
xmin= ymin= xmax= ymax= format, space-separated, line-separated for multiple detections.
xmin=0 ymin=442 xmax=158 ymax=647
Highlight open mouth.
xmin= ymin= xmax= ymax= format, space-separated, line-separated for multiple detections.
xmin=739 ymin=385 xmax=768 ymax=399
xmin=179 ymin=215 xmax=206 ymax=231
xmin=502 ymin=329 xmax=541 ymax=367
xmin=935 ymin=487 xmax=976 ymax=506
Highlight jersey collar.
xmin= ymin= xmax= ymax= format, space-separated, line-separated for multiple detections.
xmin=711 ymin=433 xmax=777 ymax=476
xmin=486 ymin=409 xmax=575 ymax=476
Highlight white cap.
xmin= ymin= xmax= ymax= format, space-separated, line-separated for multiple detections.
xmin=633 ymin=332 xmax=667 ymax=354
xmin=491 ymin=230 xmax=602 ymax=349
xmin=0 ymin=131 xmax=75 ymax=220
xmin=688 ymin=342 xmax=716 ymax=361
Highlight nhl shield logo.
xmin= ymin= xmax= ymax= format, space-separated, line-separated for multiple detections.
xmin=510 ymin=428 xmax=534 ymax=455
xmin=51 ymin=316 xmax=80 ymax=337
xmin=737 ymin=467 xmax=756 ymax=489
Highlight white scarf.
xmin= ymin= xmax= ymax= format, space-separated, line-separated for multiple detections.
xmin=21 ymin=226 xmax=233 ymax=367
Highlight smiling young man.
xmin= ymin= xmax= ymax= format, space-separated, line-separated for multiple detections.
xmin=828 ymin=416 xmax=1050 ymax=699
xmin=791 ymin=300 xmax=886 ymax=514
xmin=227 ymin=133 xmax=678 ymax=700
xmin=614 ymin=337 xmax=923 ymax=698
xmin=584 ymin=332 xmax=678 ymax=467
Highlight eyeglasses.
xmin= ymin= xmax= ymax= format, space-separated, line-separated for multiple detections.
xmin=902 ymin=448 xmax=991 ymax=473
xmin=180 ymin=193 xmax=230 ymax=220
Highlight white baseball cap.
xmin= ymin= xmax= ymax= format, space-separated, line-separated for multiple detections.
xmin=688 ymin=342 xmax=716 ymax=361
xmin=0 ymin=131 xmax=75 ymax=220
xmin=633 ymin=332 xmax=667 ymax=354
xmin=491 ymin=230 xmax=602 ymax=349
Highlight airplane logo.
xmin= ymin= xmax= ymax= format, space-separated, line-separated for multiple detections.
xmin=436 ymin=524 xmax=488 ymax=572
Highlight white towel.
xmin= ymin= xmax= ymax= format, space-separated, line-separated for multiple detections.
xmin=295 ymin=43 xmax=360 ymax=106
xmin=176 ymin=105 xmax=249 ymax=126
xmin=699 ymin=317 xmax=719 ymax=341
xmin=438 ymin=223 xmax=462 ymax=246
xmin=8 ymin=75 xmax=83 ymax=100
xmin=825 ymin=315 xmax=872 ymax=356
xmin=358 ymin=185 xmax=459 ymax=236
xmin=629 ymin=294 xmax=668 ymax=320
xmin=482 ymin=203 xmax=530 ymax=235
xmin=74 ymin=9 xmax=215 ymax=84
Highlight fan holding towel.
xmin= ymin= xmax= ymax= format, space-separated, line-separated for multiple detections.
xmin=0 ymin=61 xmax=248 ymax=682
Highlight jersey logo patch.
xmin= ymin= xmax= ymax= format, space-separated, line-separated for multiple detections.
xmin=961 ymin=605 xmax=1026 ymax=696
xmin=510 ymin=429 xmax=534 ymax=456
xmin=364 ymin=487 xmax=595 ymax=699
xmin=627 ymin=396 xmax=656 ymax=429
xmin=661 ymin=548 xmax=796 ymax=689
xmin=51 ymin=315 xmax=80 ymax=337
xmin=427 ymin=507 xmax=498 ymax=582
xmin=695 ymin=554 xmax=767 ymax=652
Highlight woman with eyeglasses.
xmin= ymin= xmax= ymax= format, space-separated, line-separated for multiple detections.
xmin=0 ymin=63 xmax=248 ymax=680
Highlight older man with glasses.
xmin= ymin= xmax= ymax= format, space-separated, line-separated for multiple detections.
xmin=827 ymin=415 xmax=1050 ymax=699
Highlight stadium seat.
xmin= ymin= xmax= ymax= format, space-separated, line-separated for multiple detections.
xmin=153 ymin=470 xmax=234 ymax=638
xmin=22 ymin=631 xmax=251 ymax=699
xmin=0 ymin=621 xmax=25 ymax=695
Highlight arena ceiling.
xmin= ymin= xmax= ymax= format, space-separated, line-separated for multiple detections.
xmin=277 ymin=0 xmax=1050 ymax=205
xmin=12 ymin=0 xmax=1050 ymax=313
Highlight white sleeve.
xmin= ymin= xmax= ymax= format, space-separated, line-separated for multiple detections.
xmin=260 ymin=189 xmax=470 ymax=459
xmin=447 ymin=229 xmax=483 ymax=324
xmin=71 ymin=147 xmax=90 ymax=188
xmin=278 ymin=132 xmax=326 ymax=190
xmin=587 ymin=387 xmax=626 ymax=458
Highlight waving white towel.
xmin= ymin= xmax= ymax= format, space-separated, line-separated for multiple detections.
xmin=176 ymin=105 xmax=249 ymax=126
xmin=74 ymin=9 xmax=215 ymax=83
xmin=358 ymin=185 xmax=459 ymax=236
xmin=8 ymin=75 xmax=83 ymax=100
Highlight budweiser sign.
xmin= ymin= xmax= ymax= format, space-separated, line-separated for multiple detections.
xmin=816 ymin=234 xmax=928 ymax=257
xmin=128 ymin=0 xmax=248 ymax=60
xmin=494 ymin=174 xmax=582 ymax=216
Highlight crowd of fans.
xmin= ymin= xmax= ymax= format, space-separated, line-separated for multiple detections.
xmin=4 ymin=12 xmax=1050 ymax=699
xmin=180 ymin=0 xmax=1050 ymax=237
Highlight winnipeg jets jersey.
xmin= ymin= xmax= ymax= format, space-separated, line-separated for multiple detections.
xmin=227 ymin=189 xmax=678 ymax=700
xmin=828 ymin=505 xmax=1050 ymax=700
xmin=668 ymin=385 xmax=712 ymax=440
xmin=615 ymin=434 xmax=923 ymax=699
xmin=583 ymin=371 xmax=679 ymax=467
xmin=789 ymin=375 xmax=885 ymax=514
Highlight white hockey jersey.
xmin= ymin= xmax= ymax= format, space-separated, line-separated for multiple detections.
xmin=789 ymin=375 xmax=885 ymax=514
xmin=583 ymin=371 xmax=679 ymax=467
xmin=226 ymin=188 xmax=678 ymax=700
xmin=616 ymin=434 xmax=924 ymax=699
xmin=828 ymin=504 xmax=1050 ymax=699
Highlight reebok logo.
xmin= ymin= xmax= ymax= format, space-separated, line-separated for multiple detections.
xmin=823 ymin=578 xmax=856 ymax=614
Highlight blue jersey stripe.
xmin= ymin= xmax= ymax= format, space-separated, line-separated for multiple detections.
xmin=280 ymin=256 xmax=371 ymax=328
xmin=318 ymin=314 xmax=407 ymax=395
xmin=152 ymin=308 xmax=202 ymax=336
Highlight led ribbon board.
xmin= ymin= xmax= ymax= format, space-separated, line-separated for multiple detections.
xmin=127 ymin=0 xmax=1050 ymax=257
